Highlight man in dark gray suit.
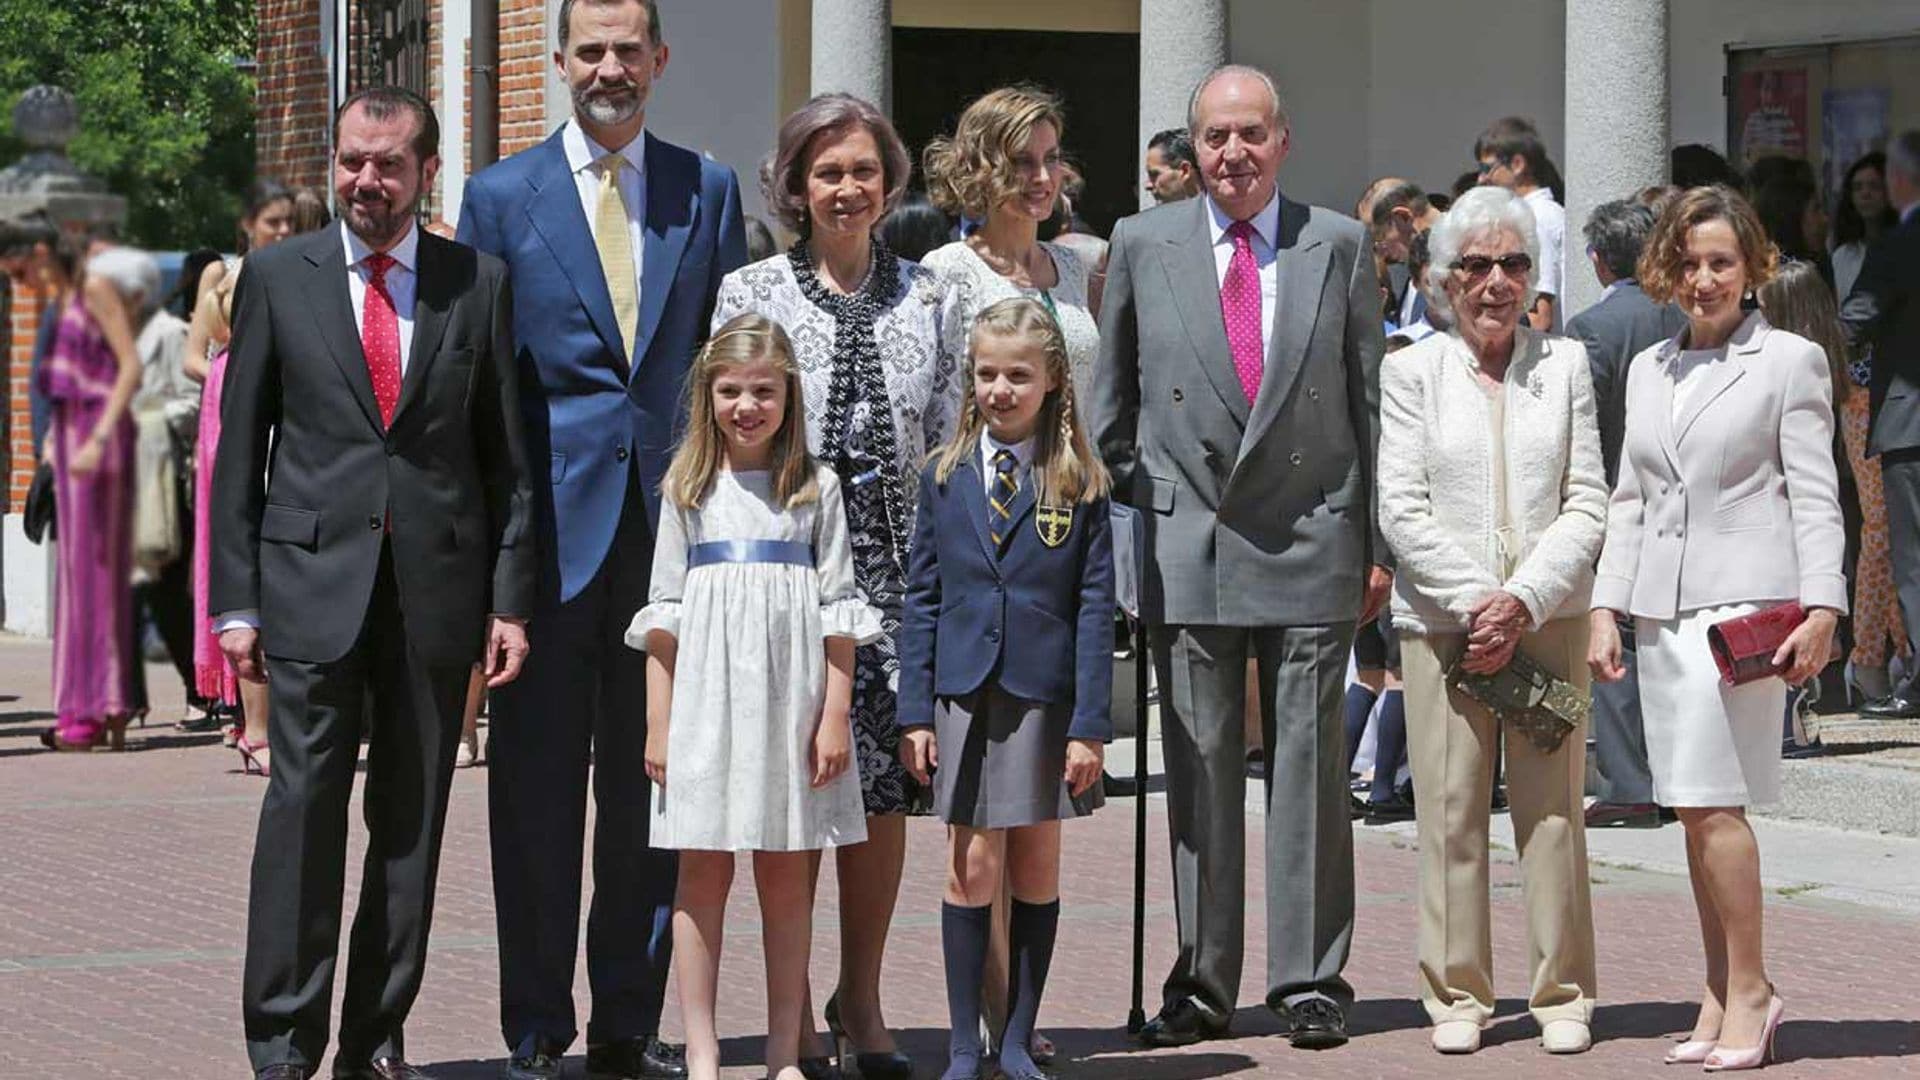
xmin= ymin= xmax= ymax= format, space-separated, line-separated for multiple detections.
xmin=1843 ymin=129 xmax=1920 ymax=719
xmin=1092 ymin=64 xmax=1390 ymax=1051
xmin=1567 ymin=199 xmax=1686 ymax=827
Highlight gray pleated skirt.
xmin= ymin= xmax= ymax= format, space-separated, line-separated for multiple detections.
xmin=932 ymin=684 xmax=1105 ymax=828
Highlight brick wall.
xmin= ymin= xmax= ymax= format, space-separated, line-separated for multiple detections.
xmin=7 ymin=277 xmax=46 ymax=510
xmin=500 ymin=0 xmax=549 ymax=156
xmin=256 ymin=0 xmax=332 ymax=192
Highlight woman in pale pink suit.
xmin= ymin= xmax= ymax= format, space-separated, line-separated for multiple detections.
xmin=38 ymin=246 xmax=146 ymax=750
xmin=185 ymin=180 xmax=293 ymax=773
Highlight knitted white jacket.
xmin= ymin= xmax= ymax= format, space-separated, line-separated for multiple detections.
xmin=1377 ymin=327 xmax=1608 ymax=634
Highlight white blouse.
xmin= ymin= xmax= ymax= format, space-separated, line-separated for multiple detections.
xmin=921 ymin=240 xmax=1101 ymax=410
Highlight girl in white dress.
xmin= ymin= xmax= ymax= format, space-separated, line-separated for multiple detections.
xmin=628 ymin=313 xmax=883 ymax=1080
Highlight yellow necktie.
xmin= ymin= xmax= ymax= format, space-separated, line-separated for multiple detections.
xmin=595 ymin=153 xmax=638 ymax=359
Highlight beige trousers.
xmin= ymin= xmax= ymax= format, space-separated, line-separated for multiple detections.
xmin=1402 ymin=617 xmax=1597 ymax=1027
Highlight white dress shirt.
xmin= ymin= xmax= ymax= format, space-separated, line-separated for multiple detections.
xmin=1524 ymin=186 xmax=1567 ymax=330
xmin=1203 ymin=191 xmax=1282 ymax=367
xmin=563 ymin=119 xmax=647 ymax=312
xmin=343 ymin=220 xmax=420 ymax=376
xmin=979 ymin=428 xmax=1036 ymax=498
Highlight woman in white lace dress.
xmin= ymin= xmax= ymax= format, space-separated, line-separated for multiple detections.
xmin=710 ymin=93 xmax=961 ymax=1079
xmin=921 ymin=86 xmax=1100 ymax=409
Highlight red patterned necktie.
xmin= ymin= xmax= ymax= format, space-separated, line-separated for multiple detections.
xmin=1221 ymin=220 xmax=1264 ymax=404
xmin=361 ymin=252 xmax=402 ymax=427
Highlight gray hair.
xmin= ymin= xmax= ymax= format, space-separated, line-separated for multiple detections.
xmin=557 ymin=0 xmax=661 ymax=49
xmin=1187 ymin=64 xmax=1289 ymax=134
xmin=1424 ymin=185 xmax=1540 ymax=322
xmin=1581 ymin=198 xmax=1656 ymax=281
xmin=1889 ymin=129 xmax=1920 ymax=184
xmin=86 ymin=246 xmax=160 ymax=316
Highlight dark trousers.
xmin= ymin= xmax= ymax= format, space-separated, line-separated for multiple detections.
xmin=1590 ymin=619 xmax=1654 ymax=804
xmin=1153 ymin=622 xmax=1357 ymax=1021
xmin=242 ymin=548 xmax=471 ymax=1074
xmin=488 ymin=482 xmax=672 ymax=1054
xmin=1881 ymin=451 xmax=1920 ymax=695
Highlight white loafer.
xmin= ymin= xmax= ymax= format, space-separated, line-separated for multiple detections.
xmin=1542 ymin=1019 xmax=1592 ymax=1054
xmin=1431 ymin=1019 xmax=1484 ymax=1054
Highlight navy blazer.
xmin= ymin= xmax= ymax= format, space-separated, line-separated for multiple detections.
xmin=898 ymin=456 xmax=1116 ymax=740
xmin=457 ymin=129 xmax=747 ymax=605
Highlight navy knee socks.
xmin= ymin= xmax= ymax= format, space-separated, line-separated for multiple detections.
xmin=1342 ymin=683 xmax=1379 ymax=773
xmin=940 ymin=902 xmax=991 ymax=1079
xmin=1368 ymin=689 xmax=1408 ymax=802
xmin=997 ymin=898 xmax=1061 ymax=1079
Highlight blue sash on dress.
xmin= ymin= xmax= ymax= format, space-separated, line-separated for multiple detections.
xmin=687 ymin=539 xmax=815 ymax=569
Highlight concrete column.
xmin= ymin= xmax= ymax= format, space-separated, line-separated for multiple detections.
xmin=1563 ymin=0 xmax=1669 ymax=318
xmin=1138 ymin=0 xmax=1227 ymax=210
xmin=811 ymin=0 xmax=891 ymax=112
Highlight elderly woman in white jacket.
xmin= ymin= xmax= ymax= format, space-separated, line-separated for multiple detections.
xmin=1377 ymin=185 xmax=1609 ymax=1057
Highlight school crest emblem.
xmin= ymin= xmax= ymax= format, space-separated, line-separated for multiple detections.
xmin=1036 ymin=503 xmax=1073 ymax=548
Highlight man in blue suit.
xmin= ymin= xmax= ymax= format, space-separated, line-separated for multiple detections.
xmin=455 ymin=1 xmax=746 ymax=1076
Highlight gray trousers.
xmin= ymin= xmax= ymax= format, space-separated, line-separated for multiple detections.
xmin=1881 ymin=452 xmax=1920 ymax=695
xmin=1152 ymin=623 xmax=1356 ymax=1021
xmin=1590 ymin=619 xmax=1654 ymax=804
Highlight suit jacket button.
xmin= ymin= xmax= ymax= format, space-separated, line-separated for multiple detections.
xmin=368 ymin=514 xmax=383 ymax=530
xmin=1290 ymin=452 xmax=1304 ymax=466
xmin=1172 ymin=388 xmax=1185 ymax=402
xmin=1308 ymin=387 xmax=1321 ymax=400
xmin=988 ymin=628 xmax=1000 ymax=641
xmin=615 ymin=446 xmax=631 ymax=462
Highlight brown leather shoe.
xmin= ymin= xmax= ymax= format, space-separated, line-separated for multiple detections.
xmin=1584 ymin=800 xmax=1662 ymax=828
xmin=369 ymin=1058 xmax=428 ymax=1080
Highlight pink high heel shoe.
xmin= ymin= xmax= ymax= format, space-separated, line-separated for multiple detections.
xmin=1665 ymin=1037 xmax=1716 ymax=1065
xmin=236 ymin=734 xmax=270 ymax=777
xmin=1703 ymin=994 xmax=1784 ymax=1072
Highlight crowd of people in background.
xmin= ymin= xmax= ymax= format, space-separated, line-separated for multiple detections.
xmin=6 ymin=1 xmax=1920 ymax=1077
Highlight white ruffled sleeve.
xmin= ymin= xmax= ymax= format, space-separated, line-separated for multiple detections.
xmin=814 ymin=466 xmax=885 ymax=645
xmin=624 ymin=497 xmax=691 ymax=650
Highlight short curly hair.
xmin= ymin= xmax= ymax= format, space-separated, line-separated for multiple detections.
xmin=759 ymin=93 xmax=911 ymax=237
xmin=921 ymin=86 xmax=1066 ymax=220
xmin=1637 ymin=184 xmax=1778 ymax=306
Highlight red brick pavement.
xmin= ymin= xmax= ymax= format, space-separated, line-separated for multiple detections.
xmin=2 ymin=641 xmax=1917 ymax=1078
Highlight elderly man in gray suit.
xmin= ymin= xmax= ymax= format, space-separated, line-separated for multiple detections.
xmin=1092 ymin=64 xmax=1390 ymax=1051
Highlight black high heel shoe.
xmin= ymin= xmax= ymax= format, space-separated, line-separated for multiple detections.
xmin=824 ymin=992 xmax=913 ymax=1079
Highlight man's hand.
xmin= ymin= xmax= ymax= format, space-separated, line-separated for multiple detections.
xmin=483 ymin=616 xmax=530 ymax=688
xmin=1360 ymin=564 xmax=1394 ymax=626
xmin=219 ymin=627 xmax=268 ymax=684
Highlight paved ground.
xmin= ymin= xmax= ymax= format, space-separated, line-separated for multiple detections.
xmin=3 ymin=636 xmax=1918 ymax=1078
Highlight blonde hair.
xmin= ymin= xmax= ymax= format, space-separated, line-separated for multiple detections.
xmin=662 ymin=313 xmax=819 ymax=510
xmin=922 ymin=86 xmax=1065 ymax=220
xmin=933 ymin=298 xmax=1109 ymax=506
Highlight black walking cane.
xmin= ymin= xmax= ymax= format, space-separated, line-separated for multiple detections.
xmin=1112 ymin=505 xmax=1150 ymax=1034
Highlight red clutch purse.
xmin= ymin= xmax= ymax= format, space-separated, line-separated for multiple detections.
xmin=1706 ymin=602 xmax=1806 ymax=686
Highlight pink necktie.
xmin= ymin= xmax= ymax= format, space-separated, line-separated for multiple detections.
xmin=1221 ymin=220 xmax=1263 ymax=404
xmin=361 ymin=252 xmax=402 ymax=427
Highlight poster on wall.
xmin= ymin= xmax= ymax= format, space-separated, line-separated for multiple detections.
xmin=1736 ymin=68 xmax=1809 ymax=166
xmin=1823 ymin=87 xmax=1890 ymax=203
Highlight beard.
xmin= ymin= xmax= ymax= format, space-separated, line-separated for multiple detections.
xmin=343 ymin=183 xmax=421 ymax=248
xmin=575 ymin=81 xmax=644 ymax=126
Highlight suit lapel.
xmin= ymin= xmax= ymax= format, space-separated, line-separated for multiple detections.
xmin=303 ymin=230 xmax=385 ymax=433
xmin=390 ymin=232 xmax=454 ymax=430
xmin=1159 ymin=199 xmax=1249 ymax=427
xmin=1241 ymin=198 xmax=1329 ymax=460
xmin=1674 ymin=316 xmax=1762 ymax=444
xmin=956 ymin=458 xmax=998 ymax=565
xmin=523 ymin=133 xmax=630 ymax=376
xmin=630 ymin=132 xmax=697 ymax=382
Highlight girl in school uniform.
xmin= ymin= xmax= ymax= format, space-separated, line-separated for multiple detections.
xmin=898 ymin=297 xmax=1116 ymax=1080
xmin=628 ymin=313 xmax=883 ymax=1080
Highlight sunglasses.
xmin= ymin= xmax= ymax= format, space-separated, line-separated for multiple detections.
xmin=1450 ymin=253 xmax=1533 ymax=279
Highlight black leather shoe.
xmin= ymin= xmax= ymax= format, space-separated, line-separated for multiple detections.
xmin=1363 ymin=793 xmax=1417 ymax=824
xmin=796 ymin=1058 xmax=837 ymax=1080
xmin=587 ymin=1036 xmax=688 ymax=1079
xmin=1860 ymin=694 xmax=1920 ymax=719
xmin=257 ymin=1067 xmax=309 ymax=1080
xmin=504 ymin=1049 xmax=563 ymax=1080
xmin=1282 ymin=997 xmax=1348 ymax=1049
xmin=1137 ymin=998 xmax=1229 ymax=1047
xmin=369 ymin=1059 xmax=429 ymax=1080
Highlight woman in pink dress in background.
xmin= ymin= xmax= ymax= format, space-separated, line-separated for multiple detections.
xmin=38 ymin=245 xmax=146 ymax=751
xmin=184 ymin=180 xmax=294 ymax=774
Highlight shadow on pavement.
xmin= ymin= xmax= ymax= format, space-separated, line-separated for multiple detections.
xmin=1779 ymin=1018 xmax=1920 ymax=1060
